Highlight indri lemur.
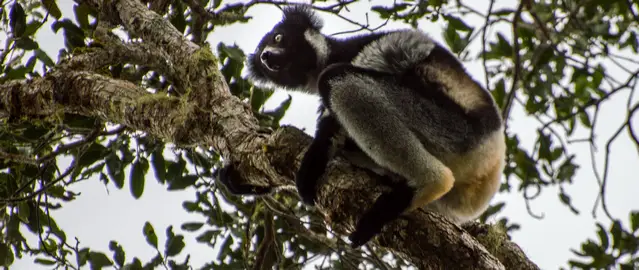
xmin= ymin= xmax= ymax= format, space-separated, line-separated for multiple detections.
xmin=218 ymin=5 xmax=506 ymax=248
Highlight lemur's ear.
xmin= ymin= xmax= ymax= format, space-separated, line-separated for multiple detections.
xmin=281 ymin=4 xmax=323 ymax=30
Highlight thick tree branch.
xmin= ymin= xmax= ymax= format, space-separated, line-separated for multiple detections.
xmin=0 ymin=69 xmax=281 ymax=190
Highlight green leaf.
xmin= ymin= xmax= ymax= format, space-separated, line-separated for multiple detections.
xmin=492 ymin=79 xmax=506 ymax=109
xmin=558 ymin=191 xmax=580 ymax=214
xmin=443 ymin=23 xmax=461 ymax=53
xmin=23 ymin=21 xmax=42 ymax=37
xmin=218 ymin=43 xmax=245 ymax=62
xmin=530 ymin=45 xmax=554 ymax=76
xmin=76 ymin=248 xmax=89 ymax=267
xmin=218 ymin=236 xmax=234 ymax=260
xmin=610 ymin=220 xmax=622 ymax=249
xmin=42 ymin=239 xmax=57 ymax=253
xmin=143 ymin=222 xmax=158 ymax=248
xmin=181 ymin=222 xmax=204 ymax=232
xmin=578 ymin=112 xmax=592 ymax=128
xmin=88 ymin=251 xmax=114 ymax=269
xmin=196 ymin=230 xmax=219 ymax=243
xmin=4 ymin=65 xmax=29 ymax=79
xmin=17 ymin=202 xmax=30 ymax=223
xmin=568 ymin=259 xmax=591 ymax=268
xmin=51 ymin=19 xmax=86 ymax=49
xmin=444 ymin=15 xmax=473 ymax=32
xmin=185 ymin=150 xmax=212 ymax=170
xmin=630 ymin=211 xmax=639 ymax=232
xmin=129 ymin=158 xmax=147 ymax=199
xmin=492 ymin=8 xmax=515 ymax=16
xmin=0 ymin=242 xmax=14 ymax=266
xmin=537 ymin=132 xmax=553 ymax=161
xmin=145 ymin=254 xmax=164 ymax=269
xmin=26 ymin=55 xmax=37 ymax=71
xmin=370 ymin=4 xmax=408 ymax=19
xmin=482 ymin=202 xmax=505 ymax=220
xmin=106 ymin=154 xmax=125 ymax=189
xmin=596 ymin=224 xmax=609 ymax=250
xmin=41 ymin=0 xmax=62 ymax=19
xmin=165 ymin=235 xmax=185 ymax=257
xmin=151 ymin=150 xmax=166 ymax=184
xmin=580 ymin=240 xmax=601 ymax=257
xmin=10 ymin=3 xmax=27 ymax=37
xmin=170 ymin=4 xmax=187 ymax=33
xmin=77 ymin=143 xmax=109 ymax=168
xmin=250 ymin=87 xmax=274 ymax=111
xmin=263 ymin=95 xmax=292 ymax=127
xmin=74 ymin=3 xmax=93 ymax=30
xmin=34 ymin=258 xmax=56 ymax=265
xmin=123 ymin=258 xmax=143 ymax=269
xmin=591 ymin=66 xmax=604 ymax=88
xmin=109 ymin=241 xmax=126 ymax=267
xmin=168 ymin=175 xmax=197 ymax=191
xmin=496 ymin=33 xmax=513 ymax=56
xmin=99 ymin=172 xmax=109 ymax=185
xmin=557 ymin=155 xmax=579 ymax=183
xmin=550 ymin=148 xmax=563 ymax=162
xmin=63 ymin=114 xmax=96 ymax=129
xmin=182 ymin=201 xmax=199 ymax=212
xmin=166 ymin=158 xmax=186 ymax=182
xmin=15 ymin=37 xmax=39 ymax=50
xmin=35 ymin=49 xmax=55 ymax=67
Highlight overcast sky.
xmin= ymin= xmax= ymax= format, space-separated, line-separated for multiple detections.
xmin=10 ymin=0 xmax=639 ymax=269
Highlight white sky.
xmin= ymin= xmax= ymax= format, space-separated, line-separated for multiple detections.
xmin=10 ymin=0 xmax=639 ymax=269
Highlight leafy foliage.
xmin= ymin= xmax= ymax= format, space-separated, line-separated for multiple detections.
xmin=567 ymin=212 xmax=639 ymax=269
xmin=0 ymin=0 xmax=637 ymax=269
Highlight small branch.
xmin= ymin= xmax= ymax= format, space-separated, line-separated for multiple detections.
xmin=541 ymin=69 xmax=639 ymax=131
xmin=627 ymin=83 xmax=639 ymax=154
xmin=2 ymin=154 xmax=78 ymax=205
xmin=501 ymin=1 xmax=525 ymax=122
xmin=252 ymin=210 xmax=276 ymax=270
xmin=36 ymin=126 xmax=104 ymax=163
xmin=481 ymin=0 xmax=495 ymax=90
xmin=598 ymin=103 xmax=639 ymax=220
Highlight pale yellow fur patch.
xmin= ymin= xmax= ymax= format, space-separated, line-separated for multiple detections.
xmin=408 ymin=166 xmax=455 ymax=212
xmin=437 ymin=129 xmax=506 ymax=223
xmin=411 ymin=129 xmax=506 ymax=224
xmin=421 ymin=65 xmax=490 ymax=112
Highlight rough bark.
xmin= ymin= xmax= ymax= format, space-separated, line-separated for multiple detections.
xmin=0 ymin=0 xmax=540 ymax=269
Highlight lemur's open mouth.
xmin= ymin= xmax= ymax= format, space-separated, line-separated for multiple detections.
xmin=260 ymin=48 xmax=286 ymax=72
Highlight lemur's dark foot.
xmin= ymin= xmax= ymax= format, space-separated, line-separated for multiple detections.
xmin=295 ymin=135 xmax=334 ymax=206
xmin=216 ymin=164 xmax=272 ymax=195
xmin=295 ymin=155 xmax=326 ymax=206
xmin=349 ymin=178 xmax=414 ymax=248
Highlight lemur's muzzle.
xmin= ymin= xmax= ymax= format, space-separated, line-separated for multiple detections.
xmin=260 ymin=47 xmax=286 ymax=71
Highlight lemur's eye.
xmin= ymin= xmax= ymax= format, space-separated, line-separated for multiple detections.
xmin=274 ymin=34 xmax=283 ymax=43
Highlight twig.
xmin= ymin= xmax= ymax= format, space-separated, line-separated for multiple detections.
xmin=501 ymin=1 xmax=525 ymax=122
xmin=541 ymin=69 xmax=639 ymax=130
xmin=481 ymin=0 xmax=495 ymax=90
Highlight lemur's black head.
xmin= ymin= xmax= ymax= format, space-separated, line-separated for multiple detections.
xmin=247 ymin=5 xmax=328 ymax=90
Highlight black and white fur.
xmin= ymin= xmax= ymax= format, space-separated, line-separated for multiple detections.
xmin=220 ymin=5 xmax=506 ymax=248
